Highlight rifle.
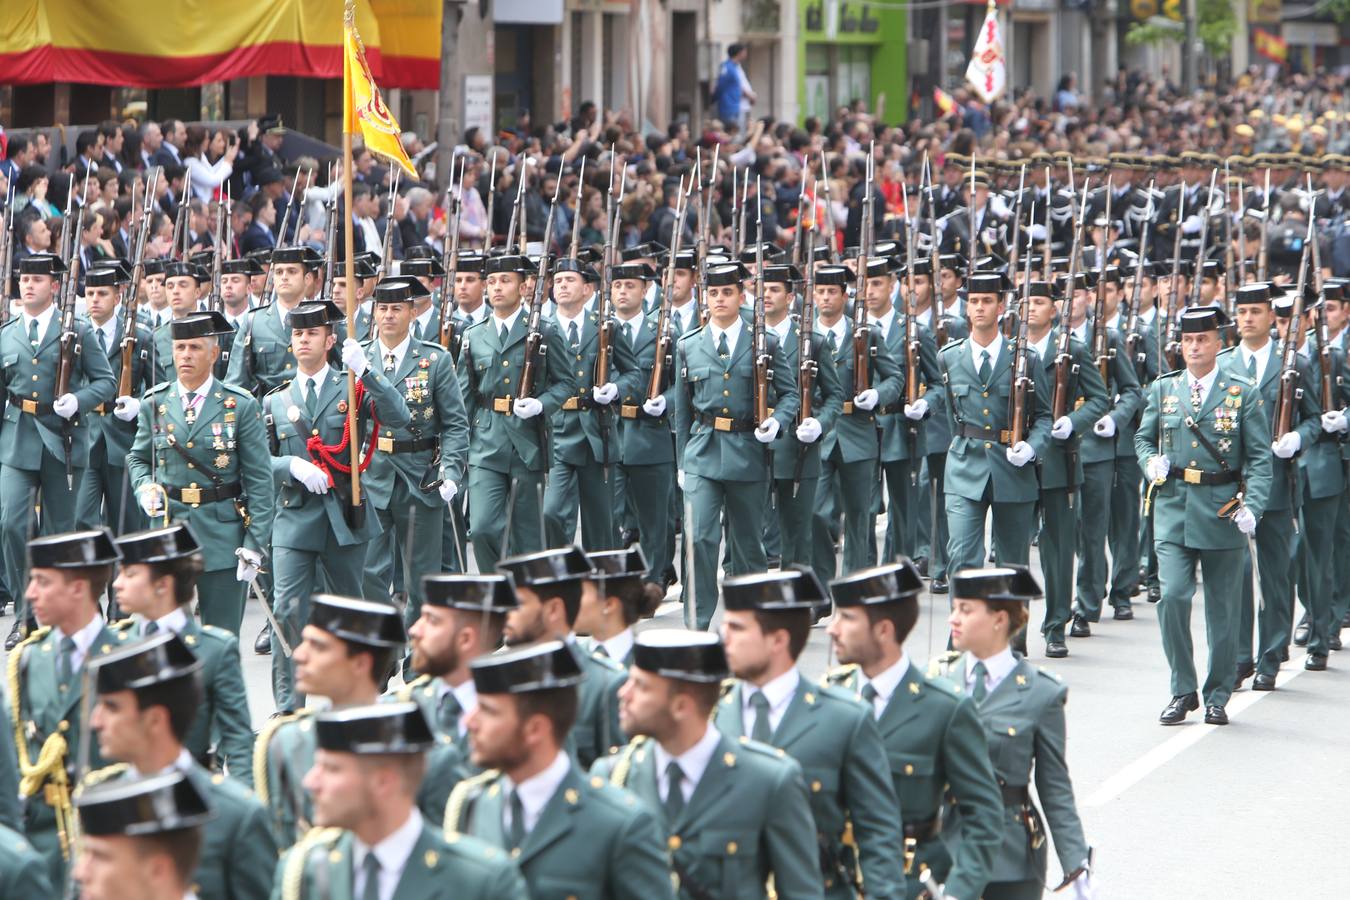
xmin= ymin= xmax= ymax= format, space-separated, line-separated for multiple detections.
xmin=56 ymin=171 xmax=93 ymax=489
xmin=1052 ymin=179 xmax=1090 ymax=509
xmin=792 ymin=203 xmax=818 ymax=498
xmin=380 ymin=167 xmax=401 ymax=276
xmin=967 ymin=156 xmax=978 ymax=260
xmin=505 ymin=166 xmax=527 ymax=258
xmin=737 ymin=168 xmax=751 ymax=256
xmin=320 ymin=176 xmax=340 ymax=301
xmin=119 ymin=167 xmax=160 ymax=398
xmin=594 ymin=163 xmax=625 ymax=482
xmin=1042 ymin=168 xmax=1054 ymax=277
xmin=1222 ymin=161 xmax=1236 ymax=316
xmin=519 ymin=176 xmax=562 ymax=403
xmin=1008 ymin=211 xmax=1036 ymax=448
xmin=484 ymin=153 xmax=499 ymax=252
xmin=924 ymin=158 xmax=947 ymax=348
xmin=0 ymin=201 xmax=14 ymax=327
xmin=697 ymin=147 xmax=718 ymax=327
xmin=1160 ymin=184 xmax=1187 ymax=371
xmin=439 ymin=156 xmax=467 ymax=357
xmin=1256 ymin=167 xmax=1272 ymax=282
xmin=649 ymin=174 xmax=692 ymax=401
xmin=1273 ymin=208 xmax=1315 ymax=447
xmin=568 ymin=156 xmax=586 ymax=259
xmin=258 ymin=167 xmax=305 ymax=304
xmin=1008 ymin=163 xmax=1027 ymax=280
xmin=820 ymin=151 xmax=839 ymax=263
xmin=852 ymin=147 xmax=875 ymax=394
xmin=1090 ymin=178 xmax=1114 ymax=381
xmin=900 ymin=180 xmax=921 ymax=478
xmin=1186 ymin=169 xmax=1219 ymax=316
xmin=752 ymin=179 xmax=770 ymax=428
xmin=208 ymin=188 xmax=227 ymax=314
xmin=169 ymin=185 xmax=190 ymax=261
xmin=1237 ymin=172 xmax=1250 ymax=286
xmin=1124 ymin=180 xmax=1156 ymax=381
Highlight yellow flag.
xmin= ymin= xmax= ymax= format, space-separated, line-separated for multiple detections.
xmin=344 ymin=11 xmax=417 ymax=177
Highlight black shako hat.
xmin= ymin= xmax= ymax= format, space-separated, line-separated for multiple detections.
xmin=421 ymin=573 xmax=518 ymax=614
xmin=830 ymin=559 xmax=925 ymax=607
xmin=470 ymin=639 xmax=584 ymax=694
xmin=28 ymin=528 xmax=121 ymax=569
xmin=632 ymin=629 xmax=728 ymax=683
xmin=314 ymin=702 xmax=436 ymax=754
xmin=308 ymin=594 xmax=406 ymax=648
xmin=76 ymin=770 xmax=212 ymax=837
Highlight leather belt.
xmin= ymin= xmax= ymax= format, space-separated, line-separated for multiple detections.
xmin=958 ymin=423 xmax=1014 ymax=444
xmin=1166 ymin=467 xmax=1239 ymax=486
xmin=620 ymin=404 xmax=663 ymax=420
xmin=562 ymin=396 xmax=596 ymax=411
xmin=902 ymin=814 xmax=942 ymax=842
xmin=376 ymin=436 xmax=436 ymax=454
xmin=167 ymin=482 xmax=242 ymax=505
xmin=876 ymin=403 xmax=902 ymax=415
xmin=841 ymin=402 xmax=875 ymax=416
xmin=7 ymin=392 xmax=54 ymax=416
xmin=1000 ymin=784 xmax=1031 ymax=806
xmin=694 ymin=411 xmax=756 ymax=432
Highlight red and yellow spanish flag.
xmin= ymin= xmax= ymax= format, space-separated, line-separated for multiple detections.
xmin=344 ymin=3 xmax=417 ymax=177
xmin=1253 ymin=28 xmax=1288 ymax=66
xmin=934 ymin=87 xmax=957 ymax=117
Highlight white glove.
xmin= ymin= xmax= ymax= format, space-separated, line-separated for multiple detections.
xmin=1181 ymin=213 xmax=1203 ymax=235
xmin=113 ymin=396 xmax=141 ymax=422
xmin=1028 ymin=222 xmax=1049 ymax=241
xmin=341 ymin=338 xmax=369 ymax=377
xmin=592 ymin=382 xmax=618 ymax=405
xmin=137 ymin=485 xmax=164 ymax=517
xmin=853 ymin=389 xmax=879 ymax=411
xmin=754 ymin=417 xmax=781 ymax=443
xmin=1066 ymin=870 xmax=1098 ymax=900
xmin=1321 ymin=409 xmax=1348 ymax=434
xmin=234 ymin=547 xmax=262 ymax=583
xmin=1234 ymin=506 xmax=1257 ymax=535
xmin=1146 ymin=455 xmax=1171 ymax=482
xmin=1093 ymin=415 xmax=1117 ymax=438
xmin=53 ymin=393 xmax=78 ymax=419
xmin=1005 ymin=441 xmax=1036 ymax=467
xmin=795 ymin=417 xmax=822 ymax=443
xmin=1273 ymin=431 xmax=1302 ymax=458
xmin=1051 ymin=416 xmax=1074 ymax=440
xmin=512 ymin=397 xmax=543 ymax=418
xmin=989 ymin=193 xmax=1011 ymax=218
xmin=676 ymin=469 xmax=685 ymax=490
xmin=903 ymin=398 xmax=928 ymax=421
xmin=643 ymin=395 xmax=667 ymax=417
xmin=438 ymin=480 xmax=459 ymax=505
xmin=288 ymin=457 xmax=330 ymax=494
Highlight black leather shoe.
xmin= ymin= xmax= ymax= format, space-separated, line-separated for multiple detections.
xmin=1252 ymin=673 xmax=1277 ymax=691
xmin=1147 ymin=584 xmax=1161 ymax=604
xmin=4 ymin=620 xmax=23 ymax=652
xmin=1204 ymin=705 xmax=1229 ymax=725
xmin=1279 ymin=647 xmax=1289 ymax=662
xmin=1069 ymin=615 xmax=1091 ymax=638
xmin=1112 ymin=605 xmax=1134 ymax=621
xmin=1234 ymin=660 xmax=1256 ymax=689
xmin=930 ymin=578 xmax=948 ymax=594
xmin=1160 ymin=693 xmax=1199 ymax=725
xmin=1045 ymin=641 xmax=1068 ymax=659
xmin=1294 ymin=616 xmax=1310 ymax=646
xmin=254 ymin=623 xmax=272 ymax=655
xmin=619 ymin=528 xmax=640 ymax=546
xmin=1330 ymin=632 xmax=1343 ymax=652
xmin=1305 ymin=654 xmax=1328 ymax=671
xmin=1342 ymin=611 xmax=1350 ymax=629
xmin=914 ymin=556 xmax=929 ymax=577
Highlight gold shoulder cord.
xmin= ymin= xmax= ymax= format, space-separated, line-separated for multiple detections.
xmin=609 ymin=736 xmax=649 ymax=788
xmin=443 ymin=769 xmax=499 ymax=835
xmin=8 ymin=628 xmax=75 ymax=858
xmin=281 ymin=827 xmax=342 ymax=900
xmin=253 ymin=710 xmax=300 ymax=805
xmin=397 ymin=673 xmax=431 ymax=702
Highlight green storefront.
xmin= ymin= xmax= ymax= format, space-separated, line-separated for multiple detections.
xmin=798 ymin=0 xmax=908 ymax=124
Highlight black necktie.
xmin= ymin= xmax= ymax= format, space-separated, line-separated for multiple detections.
xmin=507 ymin=788 xmax=526 ymax=849
xmin=749 ymin=691 xmax=772 ymax=742
xmin=664 ymin=762 xmax=685 ymax=822
xmin=717 ymin=332 xmax=730 ymax=356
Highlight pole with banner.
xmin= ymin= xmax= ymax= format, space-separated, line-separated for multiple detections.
xmin=966 ymin=0 xmax=1007 ymax=105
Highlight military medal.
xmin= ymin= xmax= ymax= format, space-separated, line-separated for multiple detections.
xmin=215 ymin=453 xmax=230 ymax=469
xmin=1162 ymin=395 xmax=1179 ymax=415
xmin=423 ymin=407 xmax=435 ymax=421
xmin=157 ymin=404 xmax=167 ymax=416
xmin=1217 ymin=438 xmax=1232 ymax=454
xmin=338 ymin=400 xmax=348 ymax=413
xmin=419 ymin=358 xmax=431 ymax=369
xmin=287 ymin=406 xmax=300 ymax=423
xmin=224 ymin=397 xmax=236 ymax=409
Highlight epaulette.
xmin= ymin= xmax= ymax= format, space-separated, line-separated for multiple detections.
xmin=606 ymin=735 xmax=651 ymax=788
xmin=397 ymin=673 xmax=433 ymax=702
xmin=442 ymin=768 xmax=502 ymax=834
xmin=926 ymin=650 xmax=963 ymax=679
xmin=199 ymin=623 xmax=232 ymax=639
xmin=247 ymin=302 xmax=273 ymax=314
xmin=415 ymin=339 xmax=448 ymax=355
xmin=143 ymin=382 xmax=173 ymax=397
xmin=108 ymin=618 xmax=137 ymax=633
xmin=735 ymin=734 xmax=791 ymax=762
xmin=588 ymin=651 xmax=625 ymax=675
xmin=921 ymin=672 xmax=965 ymax=701
xmin=264 ymin=380 xmax=293 ymax=398
xmin=462 ymin=316 xmax=489 ymax=332
xmin=77 ymin=763 xmax=128 ymax=794
xmin=938 ymin=336 xmax=970 ymax=354
xmin=1228 ymin=373 xmax=1256 ymax=387
xmin=1035 ymin=664 xmax=1065 ymax=685
xmin=220 ymin=381 xmax=253 ymax=397
xmin=822 ymin=663 xmax=859 ymax=687
xmin=718 ymin=678 xmax=738 ymax=703
xmin=677 ymin=324 xmax=707 ymax=341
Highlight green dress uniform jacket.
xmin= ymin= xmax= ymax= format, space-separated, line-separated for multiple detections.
xmin=78 ymin=316 xmax=155 ymax=531
xmin=274 ymin=820 xmax=528 ymax=900
xmin=769 ymin=319 xmax=844 ymax=482
xmin=918 ymin=309 xmax=968 ymax=454
xmin=593 ymin=730 xmax=824 ymax=900
xmin=1034 ymin=331 xmax=1109 ymax=492
xmin=1297 ymin=344 xmax=1347 ymax=503
xmin=819 ymin=320 xmax=902 ymax=465
xmin=226 ymin=302 xmax=347 ymax=396
xmin=0 ymin=686 xmax=24 ymax=830
xmin=1077 ymin=329 xmax=1143 ymax=467
xmin=617 ymin=316 xmax=676 ymax=466
xmin=877 ymin=313 xmax=941 ymax=462
xmin=933 ymin=654 xmax=1090 ymax=888
xmin=825 ymin=662 xmax=1003 ymax=900
xmin=714 ymin=677 xmax=906 ymax=900
xmin=447 ymin=761 xmax=675 ymax=900
xmin=570 ymin=642 xmax=628 ymax=770
xmin=547 ymin=310 xmax=644 ymax=468
xmin=84 ymin=759 xmax=277 ymax=900
xmin=163 ymin=618 xmax=256 ymax=788
xmin=0 ymin=825 xmax=52 ymax=897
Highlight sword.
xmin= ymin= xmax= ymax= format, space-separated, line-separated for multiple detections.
xmin=235 ymin=554 xmax=293 ymax=657
xmin=683 ymin=495 xmax=696 ymax=630
xmin=918 ymin=866 xmax=946 ymax=900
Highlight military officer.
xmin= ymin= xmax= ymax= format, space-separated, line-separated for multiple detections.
xmin=1022 ymin=278 xmax=1109 ymax=657
xmin=1136 ymin=307 xmax=1272 ymax=726
xmin=82 ymin=630 xmax=277 ymax=900
xmin=941 ymin=566 xmax=1094 ymax=899
xmin=72 ymin=769 xmax=212 ymax=900
xmin=1 ymin=253 xmax=118 ymax=646
xmin=497 ymin=546 xmax=628 ymax=767
xmin=76 ymin=262 xmax=154 ymax=537
xmin=127 ymin=311 xmax=274 ymax=635
xmin=938 ymin=272 xmax=1052 ymax=579
xmin=1224 ymin=286 xmax=1321 ymax=688
xmin=0 ymin=825 xmax=50 ymax=896
xmin=656 ymin=263 xmax=799 ymax=629
xmin=150 ymin=261 xmax=207 ymax=384
xmin=401 ymin=255 xmax=447 ymax=341
xmin=225 ymin=245 xmax=328 ymax=396
xmin=1121 ymin=260 xmax=1164 ymax=606
xmin=446 ymin=641 xmax=672 ymax=900
xmin=541 ymin=260 xmax=643 ymax=550
xmin=9 ymin=528 xmax=126 ymax=887
xmin=457 ymin=254 xmax=575 ymax=570
xmin=262 ymin=301 xmax=410 ymax=708
xmin=575 ymin=546 xmax=663 ymax=666
xmin=825 ymin=560 xmax=1004 ymax=899
xmin=359 ymin=276 xmax=469 ymax=634
xmin=716 ymin=569 xmax=906 ymax=899
xmin=109 ymin=523 xmax=254 ymax=783
xmin=334 ymin=254 xmax=379 ymax=342
xmin=273 ymin=702 xmax=525 ymax=900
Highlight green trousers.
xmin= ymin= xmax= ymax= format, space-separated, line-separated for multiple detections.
xmin=1074 ymin=460 xmax=1115 ymax=622
xmin=1298 ymin=492 xmax=1341 ymax=657
xmin=1 ymin=455 xmax=84 ymax=622
xmin=1109 ymin=456 xmax=1144 ymax=606
xmin=76 ymin=440 xmax=145 ymax=534
xmin=946 ymin=488 xmax=1036 ymax=578
xmin=881 ymin=460 xmax=921 ymax=562
xmin=544 ymin=457 xmax=618 ymax=550
xmin=1040 ymin=487 xmax=1075 ymax=642
xmin=620 ymin=462 xmax=675 ymax=585
xmin=812 ymin=457 xmax=878 ymax=585
xmin=197 ymin=568 xmax=247 ymax=635
xmin=1155 ymin=540 xmax=1244 ymax=706
xmin=1330 ymin=485 xmax=1350 ymax=640
xmin=981 ymin=880 xmax=1043 ymax=900
xmin=271 ymin=539 xmax=368 ymax=711
xmin=684 ymin=474 xmax=767 ymax=630
xmin=914 ymin=452 xmax=951 ymax=579
xmin=363 ymin=480 xmax=444 ymax=627
xmin=772 ymin=475 xmax=817 ymax=569
xmin=439 ymin=495 xmax=468 ymax=573
xmin=1239 ymin=509 xmax=1300 ymax=676
xmin=467 ymin=463 xmax=545 ymax=571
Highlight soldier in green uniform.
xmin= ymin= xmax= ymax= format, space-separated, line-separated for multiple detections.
xmin=8 ymin=528 xmax=127 ymax=888
xmin=276 ymin=702 xmax=528 ymax=900
xmin=575 ymin=547 xmax=664 ymax=666
xmin=541 ymin=260 xmax=644 ymax=550
xmin=72 ymin=769 xmax=212 ymax=900
xmin=0 ymin=825 xmax=51 ymax=896
xmin=127 ymin=311 xmax=274 ymax=635
xmin=457 ymin=254 xmax=576 ymax=570
xmin=1 ymin=254 xmax=118 ymax=646
xmin=1023 ymin=278 xmax=1109 ymax=657
xmin=659 ymin=263 xmax=799 ymax=629
xmin=825 ymin=560 xmax=1003 ymax=899
xmin=1136 ymin=307 xmax=1272 ymax=726
xmin=262 ymin=301 xmax=411 ymax=708
xmin=594 ymin=629 xmax=824 ymax=900
xmin=941 ymin=566 xmax=1094 ymax=899
xmin=401 ymin=255 xmax=446 ymax=341
xmin=716 ymin=569 xmax=906 ymax=899
xmin=226 ymin=245 xmax=329 ymax=396
xmin=108 ymin=523 xmax=254 ymax=783
xmin=1224 ymin=287 xmax=1322 ymax=688
xmin=938 ymin=272 xmax=1052 ymax=579
xmin=83 ymin=630 xmax=277 ymax=900
xmin=497 ymin=546 xmax=628 ymax=767
xmin=76 ymin=263 xmax=154 ymax=537
xmin=151 ymin=261 xmax=208 ymax=384
xmin=358 ymin=276 xmax=468 ymax=634
xmin=446 ymin=641 xmax=672 ymax=900
xmin=811 ymin=264 xmax=903 ymax=588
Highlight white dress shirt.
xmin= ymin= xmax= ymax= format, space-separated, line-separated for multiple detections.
xmin=492 ymin=306 xmax=523 ymax=336
xmin=555 ymin=308 xmax=587 ymax=343
xmin=709 ymin=316 xmax=744 ymax=354
xmin=23 ymin=303 xmax=56 ymax=342
xmin=598 ymin=628 xmax=635 ymax=664
xmin=92 ymin=315 xmax=119 ymax=354
xmin=377 ymin=334 xmax=413 ymax=374
xmin=970 ymin=333 xmax=1003 ymax=374
xmin=859 ymin=652 xmax=912 ymax=720
xmin=654 ymin=723 xmax=723 ymax=805
xmin=741 ymin=668 xmax=800 ymax=737
xmin=296 ymin=365 xmax=330 ymax=402
xmin=868 ymin=306 xmax=896 ymax=341
xmin=444 ymin=679 xmax=477 ymax=738
xmin=616 ymin=310 xmax=645 ymax=342
xmin=965 ymin=647 xmax=1018 ymax=697
xmin=55 ymin=615 xmax=105 ymax=674
xmin=769 ymin=316 xmax=792 ymax=343
xmin=503 ymin=750 xmax=572 ymax=836
xmin=671 ymin=302 xmax=696 ymax=335
xmin=817 ymin=318 xmax=847 ymax=349
xmin=1185 ymin=364 xmax=1220 ymax=409
xmin=352 ymin=809 xmax=424 ymax=900
xmin=1239 ymin=339 xmax=1274 ymax=385
xmin=412 ymin=306 xmax=435 ymax=341
xmin=140 ymin=606 xmax=189 ymax=638
xmin=176 ymin=376 xmax=214 ymax=415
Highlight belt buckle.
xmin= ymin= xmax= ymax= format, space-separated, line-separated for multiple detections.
xmin=563 ymin=397 xmax=580 ymax=411
xmin=492 ymin=397 xmax=512 ymax=414
xmin=377 ymin=437 xmax=395 ymax=453
xmin=21 ymin=399 xmax=36 ymax=414
xmin=1184 ymin=468 xmax=1202 ymax=485
xmin=714 ymin=416 xmax=733 ymax=432
xmin=999 ymin=429 xmax=1013 ymax=444
xmin=902 ymin=836 xmax=917 ymax=875
xmin=181 ymin=485 xmax=202 ymax=505
xmin=842 ymin=401 xmax=854 ymax=415
xmin=620 ymin=404 xmax=638 ymax=419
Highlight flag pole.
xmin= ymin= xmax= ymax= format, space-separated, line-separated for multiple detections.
xmin=343 ymin=3 xmax=361 ymax=508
